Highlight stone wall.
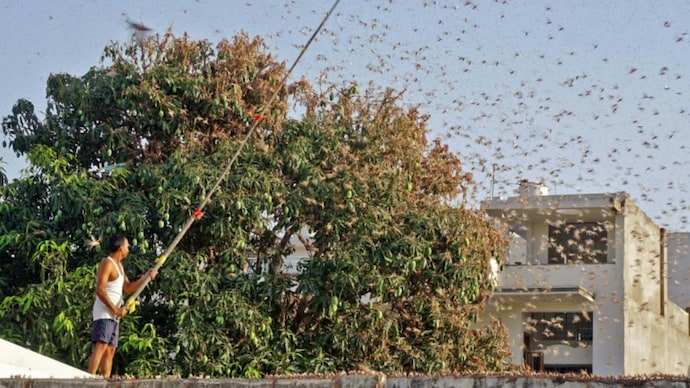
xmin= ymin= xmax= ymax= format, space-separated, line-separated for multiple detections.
xmin=2 ymin=375 xmax=690 ymax=388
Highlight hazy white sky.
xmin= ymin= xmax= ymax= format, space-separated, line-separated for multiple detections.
xmin=1 ymin=0 xmax=689 ymax=230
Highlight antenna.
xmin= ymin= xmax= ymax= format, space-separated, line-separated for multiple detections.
xmin=491 ymin=163 xmax=497 ymax=198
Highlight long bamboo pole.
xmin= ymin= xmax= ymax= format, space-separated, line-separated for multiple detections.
xmin=125 ymin=0 xmax=341 ymax=311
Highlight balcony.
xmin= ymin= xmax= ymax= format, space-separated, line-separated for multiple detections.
xmin=492 ymin=263 xmax=596 ymax=305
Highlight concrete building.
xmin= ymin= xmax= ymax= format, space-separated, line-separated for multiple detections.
xmin=481 ymin=183 xmax=690 ymax=376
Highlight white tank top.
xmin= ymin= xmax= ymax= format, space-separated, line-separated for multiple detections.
xmin=92 ymin=256 xmax=125 ymax=321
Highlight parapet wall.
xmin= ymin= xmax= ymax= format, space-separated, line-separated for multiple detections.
xmin=2 ymin=375 xmax=690 ymax=388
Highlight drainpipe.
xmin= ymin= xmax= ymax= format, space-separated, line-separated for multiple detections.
xmin=660 ymin=228 xmax=666 ymax=316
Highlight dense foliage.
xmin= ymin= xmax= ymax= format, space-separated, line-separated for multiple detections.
xmin=0 ymin=32 xmax=510 ymax=377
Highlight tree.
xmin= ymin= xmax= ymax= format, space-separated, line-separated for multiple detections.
xmin=0 ymin=158 xmax=6 ymax=187
xmin=0 ymin=31 xmax=510 ymax=377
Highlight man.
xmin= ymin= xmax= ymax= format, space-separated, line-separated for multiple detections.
xmin=87 ymin=235 xmax=157 ymax=378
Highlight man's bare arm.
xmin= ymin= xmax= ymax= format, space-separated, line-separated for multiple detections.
xmin=123 ymin=268 xmax=157 ymax=295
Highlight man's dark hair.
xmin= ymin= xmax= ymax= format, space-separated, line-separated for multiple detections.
xmin=107 ymin=235 xmax=128 ymax=254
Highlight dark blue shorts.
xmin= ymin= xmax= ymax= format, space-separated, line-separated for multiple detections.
xmin=92 ymin=319 xmax=119 ymax=348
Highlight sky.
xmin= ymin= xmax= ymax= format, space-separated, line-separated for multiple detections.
xmin=1 ymin=0 xmax=690 ymax=231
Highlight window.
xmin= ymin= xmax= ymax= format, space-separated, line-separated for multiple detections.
xmin=528 ymin=312 xmax=593 ymax=342
xmin=548 ymin=222 xmax=607 ymax=264
xmin=545 ymin=365 xmax=592 ymax=374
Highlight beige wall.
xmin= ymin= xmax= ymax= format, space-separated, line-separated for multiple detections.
xmin=621 ymin=203 xmax=690 ymax=376
xmin=667 ymin=232 xmax=690 ymax=310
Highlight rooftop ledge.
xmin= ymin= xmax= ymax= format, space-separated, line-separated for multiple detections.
xmin=492 ymin=286 xmax=595 ymax=303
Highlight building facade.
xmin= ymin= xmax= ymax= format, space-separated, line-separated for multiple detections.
xmin=668 ymin=232 xmax=690 ymax=312
xmin=481 ymin=187 xmax=690 ymax=376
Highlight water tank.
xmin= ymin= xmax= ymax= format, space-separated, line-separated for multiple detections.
xmin=517 ymin=180 xmax=549 ymax=196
